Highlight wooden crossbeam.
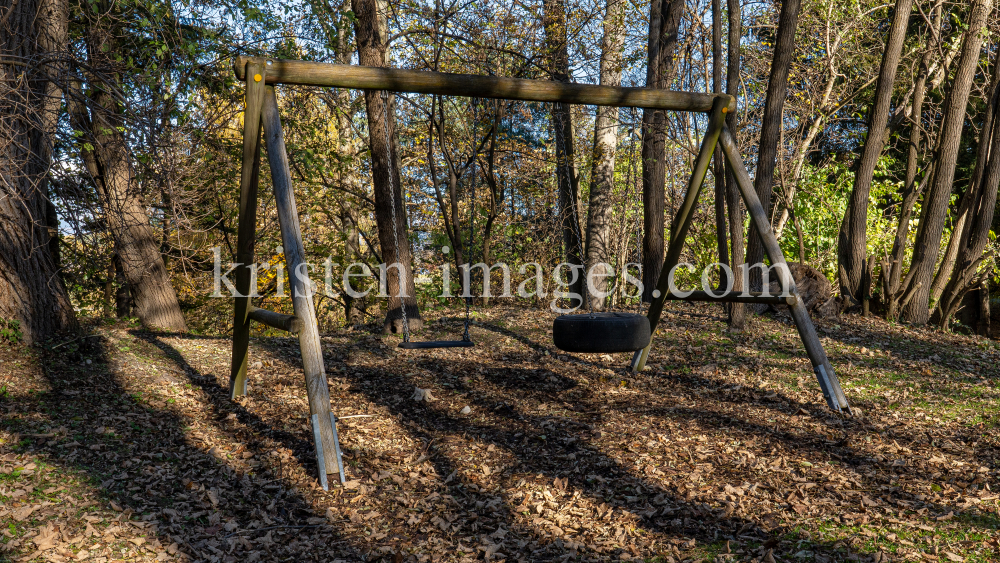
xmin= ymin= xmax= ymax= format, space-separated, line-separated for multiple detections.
xmin=247 ymin=306 xmax=303 ymax=334
xmin=661 ymin=290 xmax=797 ymax=305
xmin=233 ymin=56 xmax=735 ymax=113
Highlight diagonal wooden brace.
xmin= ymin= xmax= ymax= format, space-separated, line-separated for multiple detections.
xmin=260 ymin=86 xmax=344 ymax=484
xmin=631 ymin=97 xmax=727 ymax=373
xmin=717 ymin=127 xmax=849 ymax=413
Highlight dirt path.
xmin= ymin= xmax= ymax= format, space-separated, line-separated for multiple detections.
xmin=1 ymin=304 xmax=998 ymax=562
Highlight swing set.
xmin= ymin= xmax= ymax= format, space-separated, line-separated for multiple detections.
xmin=228 ymin=56 xmax=851 ymax=490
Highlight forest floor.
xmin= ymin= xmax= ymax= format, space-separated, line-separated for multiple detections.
xmin=1 ymin=303 xmax=999 ymax=563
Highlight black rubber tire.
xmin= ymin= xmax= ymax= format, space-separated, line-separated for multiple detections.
xmin=552 ymin=312 xmax=651 ymax=354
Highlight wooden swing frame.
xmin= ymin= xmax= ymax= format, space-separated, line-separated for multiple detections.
xmin=229 ymin=56 xmax=850 ymax=490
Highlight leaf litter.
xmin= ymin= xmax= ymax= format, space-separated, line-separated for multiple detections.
xmin=0 ymin=302 xmax=997 ymax=562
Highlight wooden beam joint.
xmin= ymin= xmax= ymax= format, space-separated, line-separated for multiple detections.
xmin=247 ymin=306 xmax=303 ymax=335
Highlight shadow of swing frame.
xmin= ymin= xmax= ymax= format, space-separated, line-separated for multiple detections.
xmin=228 ymin=55 xmax=852 ymax=490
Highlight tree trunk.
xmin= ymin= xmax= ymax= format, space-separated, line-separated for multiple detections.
xmin=931 ymin=53 xmax=1000 ymax=310
xmin=929 ymin=196 xmax=970 ymax=305
xmin=330 ymin=6 xmax=363 ymax=326
xmin=837 ymin=0 xmax=914 ymax=302
xmin=584 ymin=0 xmax=626 ymax=311
xmin=352 ymin=0 xmax=423 ymax=334
xmin=725 ymin=0 xmax=746 ymax=330
xmin=0 ymin=0 xmax=76 ymax=343
xmin=114 ymin=255 xmax=132 ymax=318
xmin=901 ymin=0 xmax=992 ymax=325
xmin=641 ymin=0 xmax=685 ymax=302
xmin=978 ymin=279 xmax=990 ymax=336
xmin=711 ymin=0 xmax=729 ymax=297
xmin=543 ymin=0 xmax=585 ymax=300
xmin=745 ymin=0 xmax=801 ymax=297
xmin=64 ymin=4 xmax=188 ymax=332
xmin=937 ymin=56 xmax=1000 ymax=327
xmin=885 ymin=2 xmax=942 ymax=320
xmin=341 ymin=210 xmax=365 ymax=324
xmin=67 ymin=70 xmax=187 ymax=332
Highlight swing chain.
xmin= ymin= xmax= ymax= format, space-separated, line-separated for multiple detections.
xmin=463 ymin=99 xmax=478 ymax=341
xmin=380 ymin=90 xmax=410 ymax=343
xmin=462 ymin=298 xmax=471 ymax=341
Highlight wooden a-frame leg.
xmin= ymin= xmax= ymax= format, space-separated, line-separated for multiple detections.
xmin=631 ymin=98 xmax=728 ymax=373
xmin=260 ymin=86 xmax=344 ymax=487
xmin=230 ymin=61 xmax=267 ymax=399
xmin=718 ymin=127 xmax=850 ymax=414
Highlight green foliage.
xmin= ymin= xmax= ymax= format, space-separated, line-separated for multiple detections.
xmin=0 ymin=320 xmax=23 ymax=345
xmin=784 ymin=156 xmax=911 ymax=283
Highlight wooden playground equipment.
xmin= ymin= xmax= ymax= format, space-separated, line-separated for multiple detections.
xmin=229 ymin=56 xmax=851 ymax=490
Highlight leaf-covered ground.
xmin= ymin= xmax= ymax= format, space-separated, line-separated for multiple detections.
xmin=1 ymin=303 xmax=999 ymax=562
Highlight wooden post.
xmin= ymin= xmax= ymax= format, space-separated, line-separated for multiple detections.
xmin=229 ymin=61 xmax=266 ymax=399
xmin=260 ymin=86 xmax=342 ymax=485
xmin=632 ymin=98 xmax=727 ymax=372
xmin=719 ymin=127 xmax=850 ymax=413
xmin=234 ymin=56 xmax=735 ymax=113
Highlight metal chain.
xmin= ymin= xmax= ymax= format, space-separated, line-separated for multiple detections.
xmin=380 ymin=90 xmax=410 ymax=342
xmin=553 ymin=103 xmax=591 ymax=316
xmin=463 ymin=99 xmax=478 ymax=342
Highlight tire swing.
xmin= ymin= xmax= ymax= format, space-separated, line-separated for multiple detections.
xmin=380 ymin=91 xmax=474 ymax=350
xmin=553 ymin=312 xmax=650 ymax=353
xmin=551 ymin=109 xmax=650 ymax=355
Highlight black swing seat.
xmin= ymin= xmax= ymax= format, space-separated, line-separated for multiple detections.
xmin=552 ymin=312 xmax=650 ymax=354
xmin=398 ymin=339 xmax=475 ymax=349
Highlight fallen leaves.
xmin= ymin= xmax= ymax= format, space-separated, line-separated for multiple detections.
xmin=1 ymin=307 xmax=998 ymax=563
xmin=31 ymin=522 xmax=59 ymax=551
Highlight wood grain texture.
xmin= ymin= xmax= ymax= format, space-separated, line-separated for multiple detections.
xmin=261 ymin=86 xmax=341 ymax=478
xmin=229 ymin=60 xmax=265 ymax=399
xmin=720 ymin=127 xmax=850 ymax=413
xmin=247 ymin=306 xmax=303 ymax=335
xmin=234 ymin=56 xmax=734 ymax=113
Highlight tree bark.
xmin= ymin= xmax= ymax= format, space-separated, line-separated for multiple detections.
xmin=641 ymin=0 xmax=685 ymax=302
xmin=929 ymin=187 xmax=972 ymax=305
xmin=67 ymin=70 xmax=187 ymax=333
xmin=341 ymin=210 xmax=365 ymax=324
xmin=543 ymin=0 xmax=585 ymax=300
xmin=584 ymin=0 xmax=626 ymax=311
xmin=745 ymin=0 xmax=801 ymax=297
xmin=930 ymin=52 xmax=1000 ymax=309
xmin=0 ymin=0 xmax=76 ymax=343
xmin=711 ymin=0 xmax=729 ymax=296
xmin=937 ymin=55 xmax=1000 ymax=327
xmin=884 ymin=1 xmax=943 ymax=320
xmin=837 ymin=0 xmax=914 ymax=302
xmin=64 ymin=3 xmax=187 ymax=332
xmin=725 ymin=0 xmax=746 ymax=330
xmin=901 ymin=0 xmax=992 ymax=325
xmin=352 ymin=0 xmax=423 ymax=334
